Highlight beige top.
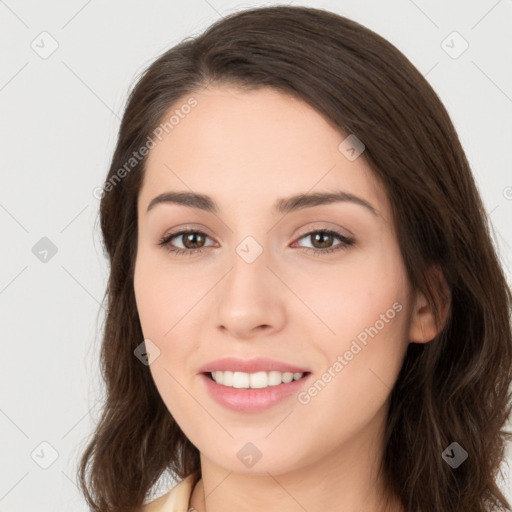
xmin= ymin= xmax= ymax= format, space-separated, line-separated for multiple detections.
xmin=143 ymin=471 xmax=201 ymax=512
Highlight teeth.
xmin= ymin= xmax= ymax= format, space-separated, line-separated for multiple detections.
xmin=211 ymin=370 xmax=304 ymax=388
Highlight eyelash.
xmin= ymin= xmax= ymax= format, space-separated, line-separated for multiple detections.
xmin=157 ymin=228 xmax=355 ymax=257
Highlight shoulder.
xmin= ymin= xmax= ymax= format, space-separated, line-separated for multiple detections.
xmin=142 ymin=471 xmax=201 ymax=512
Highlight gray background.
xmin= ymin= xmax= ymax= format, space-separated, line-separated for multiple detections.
xmin=1 ymin=0 xmax=511 ymax=510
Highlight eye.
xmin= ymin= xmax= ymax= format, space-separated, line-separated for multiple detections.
xmin=158 ymin=228 xmax=355 ymax=256
xmin=293 ymin=229 xmax=355 ymax=255
xmin=158 ymin=229 xmax=215 ymax=256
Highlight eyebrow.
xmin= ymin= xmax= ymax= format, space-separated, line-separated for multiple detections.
xmin=146 ymin=190 xmax=378 ymax=216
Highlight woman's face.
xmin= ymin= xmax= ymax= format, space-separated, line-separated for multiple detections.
xmin=134 ymin=85 xmax=417 ymax=475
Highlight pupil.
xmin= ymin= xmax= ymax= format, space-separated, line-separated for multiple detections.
xmin=185 ymin=233 xmax=203 ymax=249
xmin=313 ymin=232 xmax=332 ymax=249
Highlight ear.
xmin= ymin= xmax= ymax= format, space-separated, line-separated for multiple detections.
xmin=408 ymin=265 xmax=451 ymax=344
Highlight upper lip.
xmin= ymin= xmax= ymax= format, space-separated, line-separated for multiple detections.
xmin=199 ymin=357 xmax=310 ymax=374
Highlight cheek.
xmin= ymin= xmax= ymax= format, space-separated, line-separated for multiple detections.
xmin=134 ymin=256 xmax=197 ymax=429
xmin=133 ymin=249 xmax=190 ymax=340
xmin=292 ymin=290 xmax=409 ymax=459
xmin=133 ymin=260 xmax=165 ymax=340
xmin=290 ymin=246 xmax=409 ymax=414
xmin=289 ymin=243 xmax=408 ymax=344
xmin=133 ymin=250 xmax=201 ymax=376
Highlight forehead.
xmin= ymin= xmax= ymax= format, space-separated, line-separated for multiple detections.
xmin=139 ymin=85 xmax=389 ymax=221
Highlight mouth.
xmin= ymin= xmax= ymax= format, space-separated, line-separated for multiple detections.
xmin=203 ymin=370 xmax=311 ymax=389
xmin=200 ymin=370 xmax=313 ymax=413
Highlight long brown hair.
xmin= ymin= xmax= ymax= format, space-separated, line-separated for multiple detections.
xmin=78 ymin=5 xmax=512 ymax=511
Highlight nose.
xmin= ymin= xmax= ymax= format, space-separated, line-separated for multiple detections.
xmin=213 ymin=244 xmax=286 ymax=340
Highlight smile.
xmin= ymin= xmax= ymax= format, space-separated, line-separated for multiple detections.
xmin=209 ymin=370 xmax=306 ymax=389
xmin=201 ymin=371 xmax=311 ymax=413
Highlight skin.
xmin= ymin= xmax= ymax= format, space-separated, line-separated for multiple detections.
xmin=134 ymin=85 xmax=446 ymax=512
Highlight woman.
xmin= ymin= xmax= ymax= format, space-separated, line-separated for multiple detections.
xmin=78 ymin=5 xmax=512 ymax=512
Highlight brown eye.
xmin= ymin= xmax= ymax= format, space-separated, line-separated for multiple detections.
xmin=309 ymin=231 xmax=335 ymax=249
xmin=157 ymin=229 xmax=215 ymax=256
xmin=158 ymin=228 xmax=354 ymax=257
xmin=294 ymin=229 xmax=355 ymax=256
xmin=180 ymin=232 xmax=206 ymax=249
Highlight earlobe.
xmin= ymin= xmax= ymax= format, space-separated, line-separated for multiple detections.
xmin=408 ymin=266 xmax=451 ymax=344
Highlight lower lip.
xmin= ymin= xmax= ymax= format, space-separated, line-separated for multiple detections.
xmin=199 ymin=372 xmax=312 ymax=413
